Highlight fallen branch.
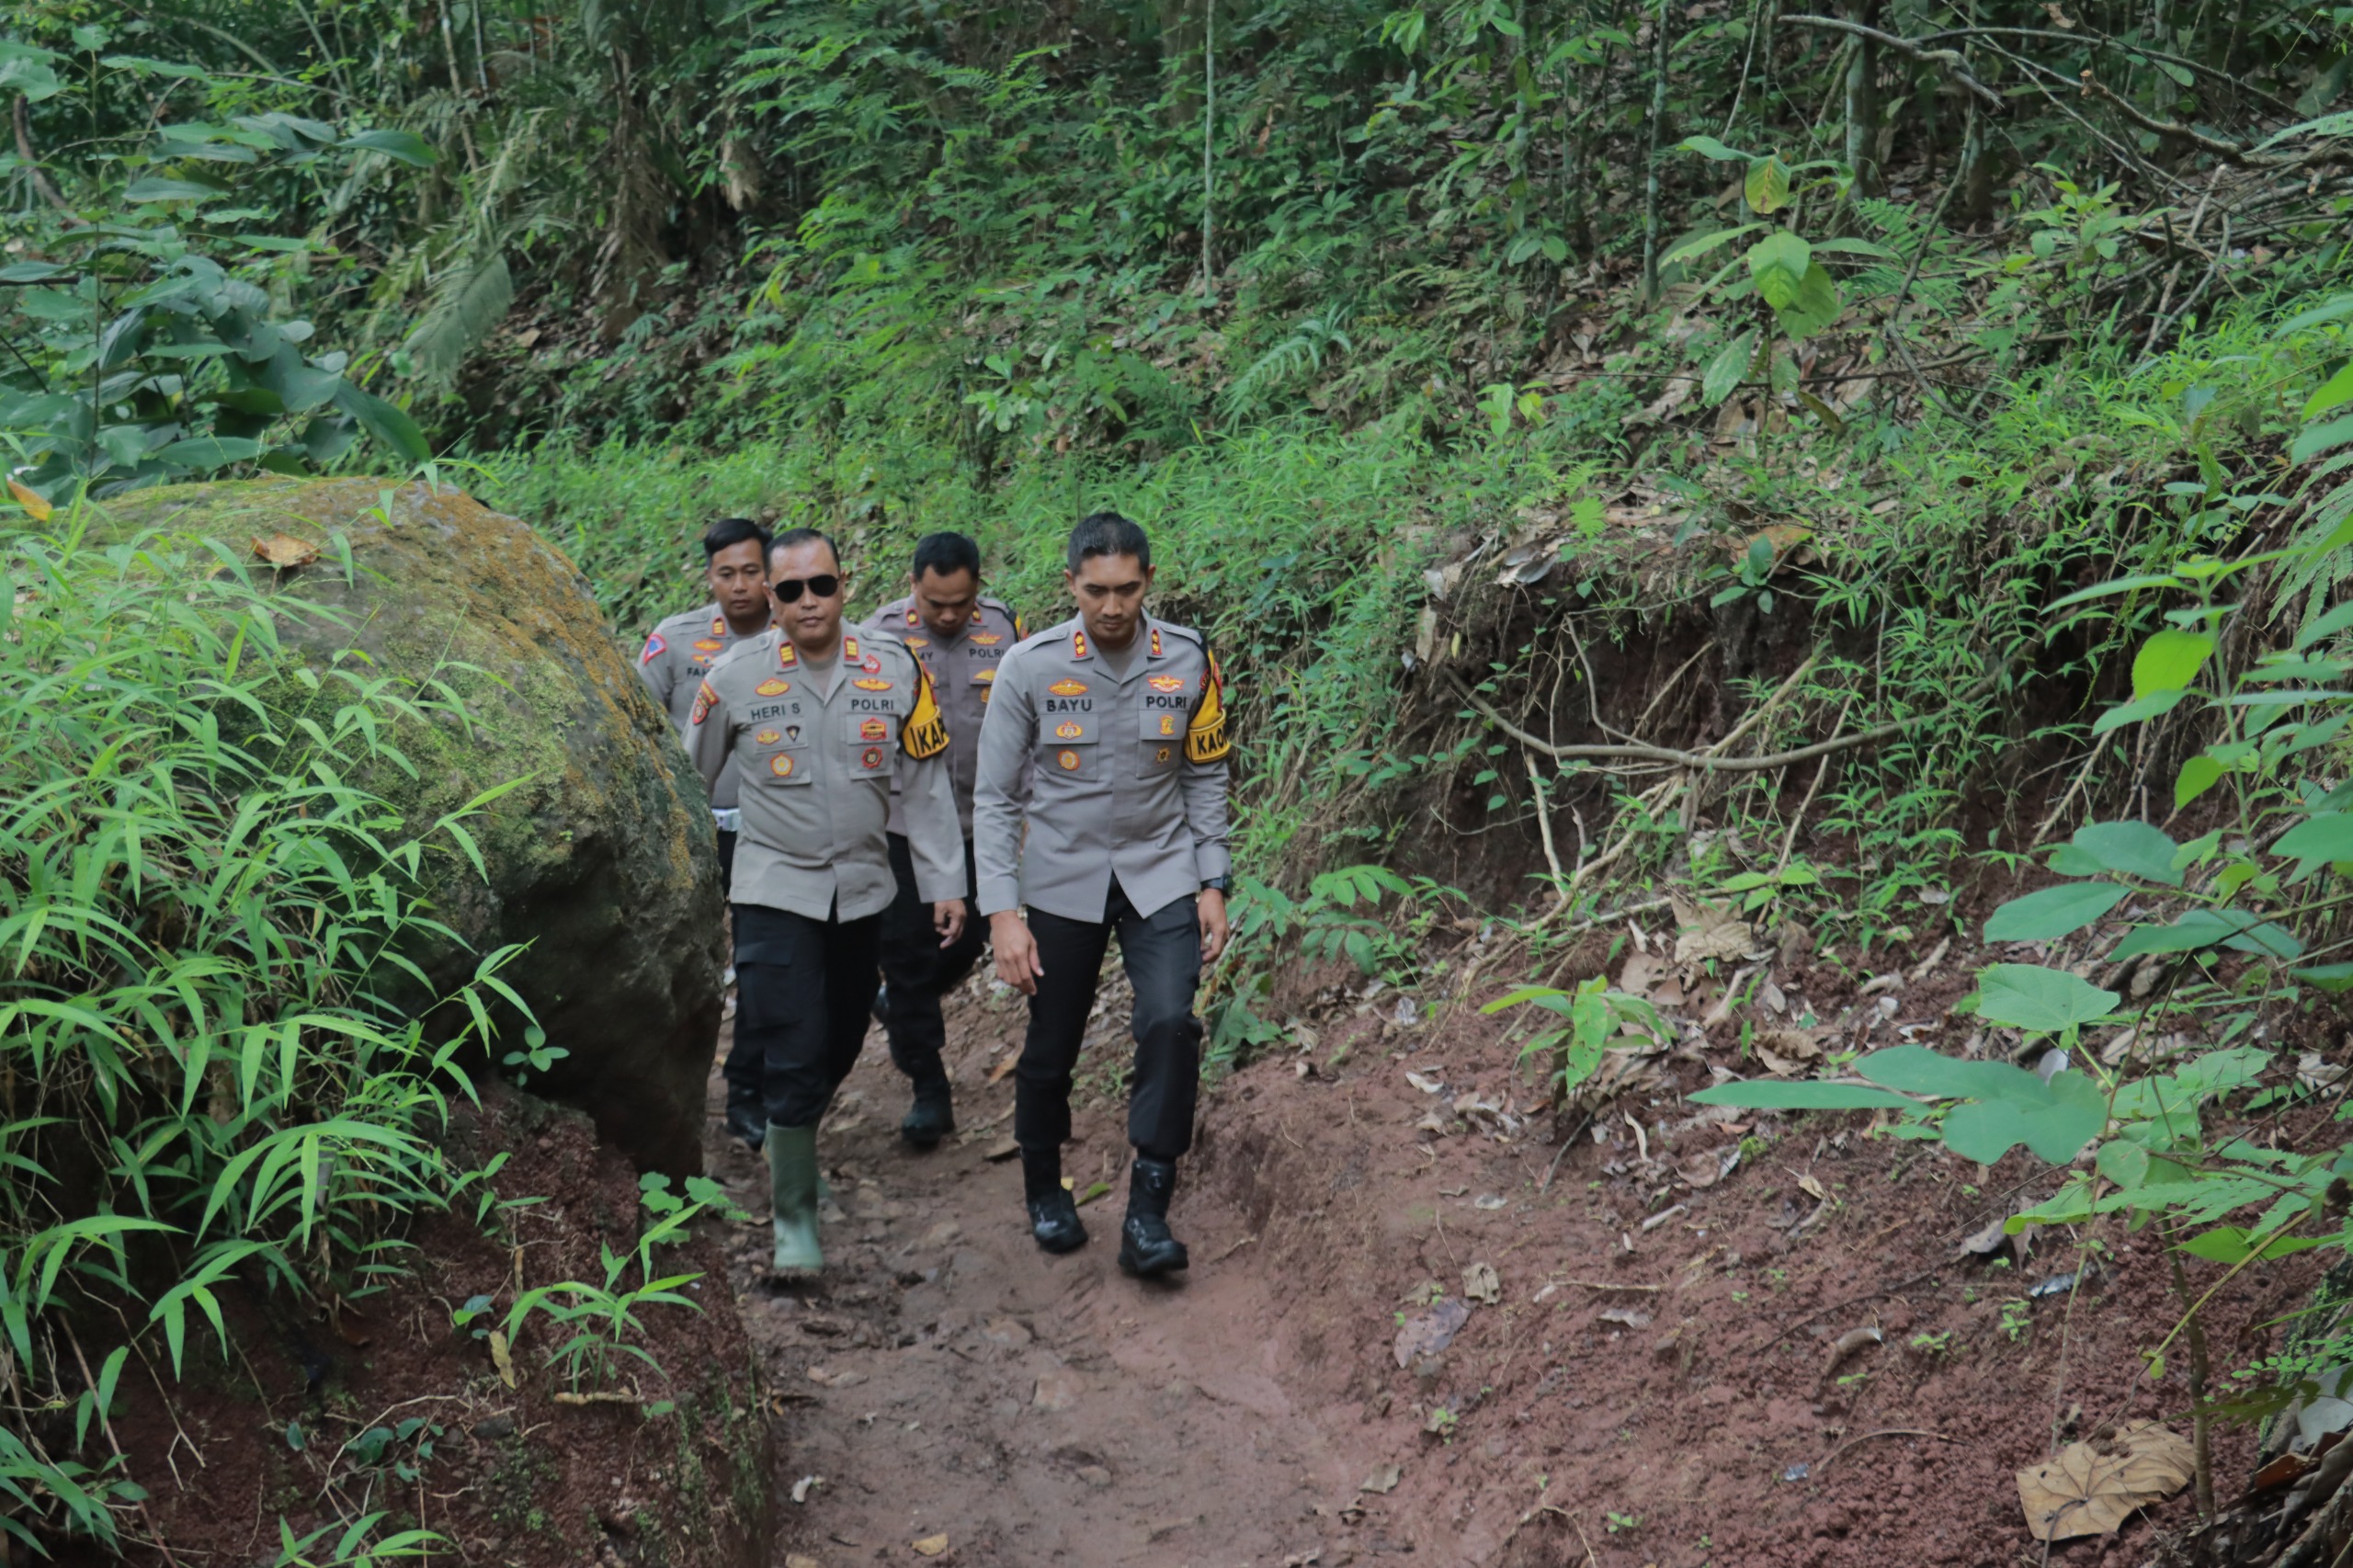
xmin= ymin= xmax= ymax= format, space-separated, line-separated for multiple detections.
xmin=1780 ymin=16 xmax=2004 ymax=108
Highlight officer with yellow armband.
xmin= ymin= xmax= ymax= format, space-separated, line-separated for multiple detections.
xmin=972 ymin=512 xmax=1233 ymax=1278
xmin=687 ymin=528 xmax=967 ymax=1277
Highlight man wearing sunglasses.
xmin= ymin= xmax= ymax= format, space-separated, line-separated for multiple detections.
xmin=859 ymin=531 xmax=1025 ymax=1152
xmin=636 ymin=517 xmax=775 ymax=1147
xmin=687 ymin=529 xmax=968 ymax=1277
xmin=972 ymin=511 xmax=1233 ymax=1279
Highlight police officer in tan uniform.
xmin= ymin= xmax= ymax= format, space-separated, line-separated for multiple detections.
xmin=637 ymin=517 xmax=774 ymax=1148
xmin=688 ymin=528 xmax=967 ymax=1276
xmin=972 ymin=512 xmax=1233 ymax=1278
xmin=860 ymin=531 xmax=1024 ymax=1149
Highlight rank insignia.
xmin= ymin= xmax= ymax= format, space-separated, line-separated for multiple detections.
xmin=859 ymin=745 xmax=885 ymax=770
xmin=1048 ymin=679 xmax=1088 ymax=697
xmin=777 ymin=642 xmax=799 ymax=667
xmin=1149 ymin=626 xmax=1163 ymax=657
xmin=1056 ymin=749 xmax=1082 ymax=771
xmin=1148 ymin=675 xmax=1186 ymax=692
xmin=853 ymin=677 xmax=894 ymax=692
xmin=860 ymin=718 xmax=888 ymax=741
xmin=1055 ymin=721 xmax=1083 ymax=739
xmin=689 ymin=680 xmax=718 ymax=726
xmin=710 ymin=615 xmax=725 ymax=635
xmin=756 ymin=729 xmax=782 ymax=745
xmin=1072 ymin=630 xmax=1089 ymax=658
xmin=904 ymin=608 xmax=919 ymax=626
xmin=756 ymin=677 xmax=792 ymax=697
xmin=692 ymin=638 xmax=724 ymax=653
xmin=639 ymin=632 xmax=666 ymax=664
xmin=862 ymin=655 xmax=882 ymax=674
xmin=768 ymin=754 xmax=796 ymax=778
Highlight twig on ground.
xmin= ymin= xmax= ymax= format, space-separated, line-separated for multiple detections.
xmin=1816 ymin=1427 xmax=1958 ymax=1474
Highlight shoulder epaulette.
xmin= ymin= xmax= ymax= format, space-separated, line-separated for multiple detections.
xmin=1154 ymin=619 xmax=1207 ymax=648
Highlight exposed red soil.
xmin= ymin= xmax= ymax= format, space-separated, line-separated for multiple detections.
xmin=733 ymin=952 xmax=2334 ymax=1568
xmin=93 ymin=1089 xmax=770 ymax=1568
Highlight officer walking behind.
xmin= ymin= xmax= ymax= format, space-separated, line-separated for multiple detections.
xmin=860 ymin=532 xmax=1024 ymax=1150
xmin=972 ymin=512 xmax=1233 ymax=1278
xmin=637 ymin=517 xmax=775 ymax=1148
xmin=687 ymin=529 xmax=968 ymax=1276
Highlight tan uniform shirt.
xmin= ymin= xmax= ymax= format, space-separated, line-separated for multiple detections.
xmin=972 ymin=614 xmax=1233 ymax=924
xmin=686 ymin=630 xmax=966 ymax=921
xmin=859 ymin=594 xmax=1023 ymax=835
xmin=637 ymin=602 xmax=766 ymax=815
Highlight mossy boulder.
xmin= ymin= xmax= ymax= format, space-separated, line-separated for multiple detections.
xmin=101 ymin=479 xmax=725 ymax=1175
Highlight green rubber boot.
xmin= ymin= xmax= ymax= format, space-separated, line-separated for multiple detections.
xmin=766 ymin=1123 xmax=824 ymax=1276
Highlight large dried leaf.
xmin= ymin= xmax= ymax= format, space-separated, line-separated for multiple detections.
xmin=1672 ymin=897 xmax=1757 ymax=971
xmin=2018 ymin=1422 xmax=2195 ymax=1540
xmin=1392 ymin=1297 xmax=1471 ymax=1367
xmin=252 ymin=532 xmax=321 ymax=567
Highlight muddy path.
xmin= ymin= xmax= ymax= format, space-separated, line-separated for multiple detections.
xmin=703 ymin=968 xmax=2329 ymax=1567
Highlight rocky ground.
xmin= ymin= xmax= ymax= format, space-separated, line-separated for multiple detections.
xmin=718 ymin=949 xmax=2329 ymax=1568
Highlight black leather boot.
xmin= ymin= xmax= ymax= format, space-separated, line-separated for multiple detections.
xmin=900 ymin=1068 xmax=955 ymax=1150
xmin=870 ymin=983 xmax=890 ymax=1025
xmin=1020 ymin=1145 xmax=1086 ymax=1254
xmin=724 ymin=1090 xmax=767 ymax=1152
xmin=1118 ymin=1157 xmax=1189 ymax=1278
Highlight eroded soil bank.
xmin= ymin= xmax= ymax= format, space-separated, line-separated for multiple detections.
xmin=726 ymin=956 xmax=2321 ymax=1567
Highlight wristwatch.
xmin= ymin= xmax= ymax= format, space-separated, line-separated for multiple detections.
xmin=1200 ymin=876 xmax=1231 ymax=892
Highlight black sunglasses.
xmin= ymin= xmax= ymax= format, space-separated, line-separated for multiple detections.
xmin=770 ymin=574 xmax=842 ymax=604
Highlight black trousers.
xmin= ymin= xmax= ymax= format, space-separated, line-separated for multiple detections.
xmin=716 ymin=828 xmax=766 ymax=1105
xmin=733 ymin=902 xmax=882 ymax=1129
xmin=878 ymin=833 xmax=984 ymax=1084
xmin=1015 ymin=883 xmax=1203 ymax=1162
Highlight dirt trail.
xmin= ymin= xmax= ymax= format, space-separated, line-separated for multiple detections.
xmin=705 ymin=968 xmax=2327 ymax=1568
xmin=706 ymin=983 xmax=1388 ymax=1566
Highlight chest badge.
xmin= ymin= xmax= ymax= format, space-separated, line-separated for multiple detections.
xmin=1155 ymin=745 xmax=1172 ymax=764
xmin=860 ymin=717 xmax=889 ymax=741
xmin=1048 ymin=679 xmax=1088 ymax=697
xmin=756 ymin=728 xmax=782 ymax=745
xmin=692 ymin=638 xmax=724 ymax=653
xmin=756 ymin=677 xmax=792 ymax=697
xmin=853 ymin=677 xmax=894 ymax=692
xmin=1158 ymin=714 xmax=1177 ymax=736
xmin=973 ymin=667 xmax=995 ymax=684
xmin=859 ymin=745 xmax=885 ymax=770
xmin=905 ymin=635 xmax=929 ymax=649
xmin=768 ymin=754 xmax=796 ymax=778
xmin=1056 ymin=749 xmax=1082 ymax=772
xmin=640 ymin=633 xmax=666 ymax=663
xmin=1054 ymin=721 xmax=1083 ymax=739
xmin=971 ymin=631 xmax=1003 ymax=646
xmin=1148 ymin=675 xmax=1186 ymax=692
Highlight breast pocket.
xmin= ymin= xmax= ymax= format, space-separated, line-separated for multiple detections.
xmin=1039 ymin=712 xmax=1099 ymax=782
xmin=750 ymin=726 xmax=811 ymax=788
xmin=846 ymin=710 xmax=897 ymax=778
xmin=1137 ymin=706 xmax=1183 ymax=778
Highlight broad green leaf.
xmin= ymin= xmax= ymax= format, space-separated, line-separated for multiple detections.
xmin=2178 ymin=1226 xmax=2325 ymax=1264
xmin=2307 ymin=361 xmax=2353 ymax=421
xmin=1745 ymin=154 xmax=1790 ymax=214
xmin=124 ymin=176 xmax=231 ymax=203
xmin=1941 ymin=1071 xmax=2108 ymax=1165
xmin=2290 ymin=961 xmax=2353 ymax=992
xmin=2175 ymin=755 xmax=2224 ymax=809
xmin=154 ymin=436 xmax=263 ymax=470
xmin=1974 ymin=964 xmax=2118 ymax=1033
xmin=1686 ymin=1081 xmax=1917 ymax=1110
xmin=2278 ymin=292 xmax=2353 ymax=332
xmin=2131 ymin=629 xmax=2215 ymax=699
xmin=1856 ymin=1045 xmax=2042 ymax=1101
xmin=339 ymin=129 xmax=438 ymax=166
xmin=0 ymin=53 xmax=63 ymax=103
xmin=1661 ymin=223 xmax=1764 ymax=267
xmin=1984 ymin=882 xmax=2128 ymax=942
xmin=2047 ymin=574 xmax=2189 ymax=610
xmin=2273 ymin=811 xmax=2353 ymax=863
xmin=2290 ymin=414 xmax=2353 ymax=464
xmin=1747 ymin=232 xmax=1812 ymax=309
xmin=2095 ymin=1140 xmax=2148 ymax=1186
xmin=2110 ymin=908 xmax=2302 ymax=961
xmin=1700 ymin=330 xmax=1757 ymax=406
xmin=1775 ymin=262 xmax=1841 ymax=340
xmin=2068 ymin=821 xmax=2184 ymax=885
xmin=2091 ymin=687 xmax=2189 ymax=735
xmin=1811 ymin=237 xmax=1900 ymax=259
xmin=1679 ymin=134 xmax=1753 ymax=162
xmin=331 ymin=383 xmax=431 ymax=464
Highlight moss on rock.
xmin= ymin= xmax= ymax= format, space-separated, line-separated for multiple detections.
xmin=99 ymin=479 xmax=725 ymax=1174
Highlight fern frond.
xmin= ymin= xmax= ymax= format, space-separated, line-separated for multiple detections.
xmin=403 ymin=252 xmax=514 ymax=383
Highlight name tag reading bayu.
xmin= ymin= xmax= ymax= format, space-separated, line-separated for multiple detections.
xmin=1043 ymin=695 xmax=1093 ymax=714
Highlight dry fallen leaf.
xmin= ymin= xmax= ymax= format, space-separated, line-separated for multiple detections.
xmin=488 ymin=1329 xmax=516 ymax=1390
xmin=1358 ymin=1463 xmax=1402 ymax=1494
xmin=1462 ymin=1262 xmax=1501 ymax=1304
xmin=1393 ymin=1298 xmax=1471 ymax=1367
xmin=785 ymin=1557 xmax=824 ymax=1568
xmin=252 ymin=532 xmax=320 ymax=568
xmin=1797 ymin=1174 xmax=1829 ymax=1202
xmin=1404 ymin=1070 xmax=1446 ymax=1095
xmin=790 ymin=1474 xmax=824 ymax=1504
xmin=1599 ymin=1305 xmax=1654 ymax=1329
xmin=806 ymin=1365 xmax=868 ymax=1389
xmin=2018 ymin=1421 xmax=2196 ymax=1540
xmin=7 ymin=480 xmax=51 ymax=522
xmin=911 ymin=1535 xmax=950 ymax=1558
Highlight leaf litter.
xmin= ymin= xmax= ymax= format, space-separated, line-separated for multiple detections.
xmin=2017 ymin=1421 xmax=2196 ymax=1540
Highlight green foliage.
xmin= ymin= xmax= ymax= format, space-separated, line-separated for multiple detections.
xmin=1483 ymin=976 xmax=1668 ymax=1097
xmin=499 ymin=1176 xmax=722 ymax=1393
xmin=0 ymin=504 xmax=533 ymax=1549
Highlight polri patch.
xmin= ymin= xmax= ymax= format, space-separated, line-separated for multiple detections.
xmin=860 ymin=718 xmax=888 ymax=741
xmin=1055 ymin=721 xmax=1083 ymax=739
xmin=689 ymin=680 xmax=718 ymax=725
